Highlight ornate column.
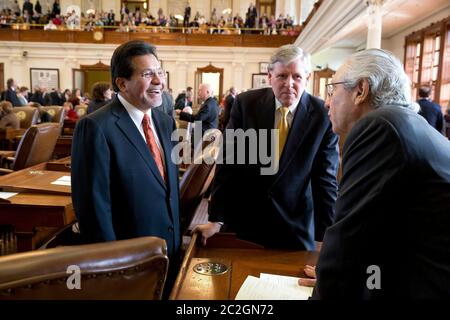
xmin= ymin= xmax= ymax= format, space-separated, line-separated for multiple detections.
xmin=366 ymin=0 xmax=384 ymax=49
xmin=231 ymin=61 xmax=245 ymax=92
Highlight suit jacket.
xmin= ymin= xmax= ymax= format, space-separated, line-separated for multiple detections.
xmin=209 ymin=88 xmax=339 ymax=250
xmin=50 ymin=91 xmax=65 ymax=106
xmin=179 ymin=96 xmax=219 ymax=135
xmin=4 ymin=88 xmax=21 ymax=107
xmin=417 ymin=98 xmax=444 ymax=134
xmin=223 ymin=94 xmax=235 ymax=128
xmin=314 ymin=105 xmax=450 ymax=299
xmin=71 ymin=96 xmax=180 ymax=260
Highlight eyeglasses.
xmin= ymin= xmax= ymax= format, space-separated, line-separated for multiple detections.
xmin=325 ymin=81 xmax=350 ymax=97
xmin=140 ymin=68 xmax=165 ymax=79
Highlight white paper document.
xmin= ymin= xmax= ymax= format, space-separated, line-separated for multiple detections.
xmin=50 ymin=175 xmax=71 ymax=186
xmin=0 ymin=192 xmax=18 ymax=200
xmin=235 ymin=274 xmax=313 ymax=300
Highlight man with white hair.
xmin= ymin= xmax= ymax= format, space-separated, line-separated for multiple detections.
xmin=300 ymin=48 xmax=450 ymax=299
xmin=176 ymin=83 xmax=219 ymax=138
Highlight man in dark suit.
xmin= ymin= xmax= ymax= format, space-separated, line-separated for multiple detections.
xmin=299 ymin=49 xmax=450 ymax=299
xmin=183 ymin=2 xmax=191 ymax=28
xmin=71 ymin=40 xmax=180 ymax=293
xmin=4 ymin=78 xmax=21 ymax=107
xmin=176 ymin=83 xmax=219 ymax=138
xmin=222 ymin=86 xmax=237 ymax=128
xmin=50 ymin=88 xmax=65 ymax=106
xmin=417 ymin=86 xmax=445 ymax=134
xmin=174 ymin=86 xmax=193 ymax=110
xmin=194 ymin=44 xmax=339 ymax=250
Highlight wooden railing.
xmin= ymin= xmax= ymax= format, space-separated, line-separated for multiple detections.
xmin=0 ymin=27 xmax=297 ymax=48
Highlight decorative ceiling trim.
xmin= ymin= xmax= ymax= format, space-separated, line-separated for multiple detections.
xmin=294 ymin=0 xmax=367 ymax=54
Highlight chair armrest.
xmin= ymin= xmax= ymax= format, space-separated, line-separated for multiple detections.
xmin=0 ymin=168 xmax=13 ymax=175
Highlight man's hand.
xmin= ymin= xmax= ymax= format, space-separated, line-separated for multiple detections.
xmin=175 ymin=109 xmax=181 ymax=115
xmin=192 ymin=222 xmax=222 ymax=246
xmin=298 ymin=265 xmax=317 ymax=287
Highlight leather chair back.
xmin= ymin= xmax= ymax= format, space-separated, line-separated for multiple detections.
xmin=74 ymin=105 xmax=87 ymax=118
xmin=12 ymin=123 xmax=61 ymax=170
xmin=0 ymin=237 xmax=168 ymax=300
xmin=179 ymin=136 xmax=219 ymax=235
xmin=11 ymin=106 xmax=39 ymax=129
xmin=41 ymin=106 xmax=64 ymax=126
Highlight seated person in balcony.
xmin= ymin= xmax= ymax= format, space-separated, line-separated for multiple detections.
xmin=87 ymin=82 xmax=113 ymax=114
xmin=0 ymin=101 xmax=20 ymax=130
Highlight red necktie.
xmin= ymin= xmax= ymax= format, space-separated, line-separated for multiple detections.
xmin=142 ymin=114 xmax=165 ymax=181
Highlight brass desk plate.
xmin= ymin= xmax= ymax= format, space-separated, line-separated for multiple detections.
xmin=193 ymin=262 xmax=228 ymax=276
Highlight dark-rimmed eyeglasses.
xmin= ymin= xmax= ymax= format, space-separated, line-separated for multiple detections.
xmin=140 ymin=68 xmax=165 ymax=79
xmin=325 ymin=81 xmax=350 ymax=97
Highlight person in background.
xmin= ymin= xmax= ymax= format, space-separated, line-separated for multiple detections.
xmin=299 ymin=48 xmax=450 ymax=299
xmin=175 ymin=83 xmax=219 ymax=139
xmin=63 ymin=101 xmax=78 ymax=120
xmin=17 ymin=86 xmax=29 ymax=106
xmin=3 ymin=78 xmax=21 ymax=107
xmin=416 ymin=86 xmax=445 ymax=134
xmin=222 ymin=86 xmax=237 ymax=128
xmin=28 ymin=101 xmax=51 ymax=123
xmin=0 ymin=101 xmax=20 ymax=130
xmin=87 ymin=82 xmax=113 ymax=114
xmin=174 ymin=86 xmax=193 ymax=110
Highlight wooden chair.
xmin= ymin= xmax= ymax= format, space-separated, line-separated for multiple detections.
xmin=179 ymin=136 xmax=220 ymax=236
xmin=11 ymin=106 xmax=39 ymax=129
xmin=74 ymin=105 xmax=87 ymax=118
xmin=0 ymin=236 xmax=168 ymax=300
xmin=41 ymin=106 xmax=64 ymax=126
xmin=0 ymin=123 xmax=61 ymax=174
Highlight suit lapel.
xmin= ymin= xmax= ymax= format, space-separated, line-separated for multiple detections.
xmin=277 ymin=91 xmax=313 ymax=176
xmin=112 ymin=100 xmax=167 ymax=190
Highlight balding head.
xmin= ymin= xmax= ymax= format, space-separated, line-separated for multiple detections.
xmin=198 ymin=83 xmax=213 ymax=101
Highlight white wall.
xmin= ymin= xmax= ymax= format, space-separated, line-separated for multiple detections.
xmin=0 ymin=41 xmax=275 ymax=95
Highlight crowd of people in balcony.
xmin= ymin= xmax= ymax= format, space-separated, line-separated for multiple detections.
xmin=0 ymin=1 xmax=300 ymax=36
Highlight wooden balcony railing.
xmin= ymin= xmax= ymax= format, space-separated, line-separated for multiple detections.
xmin=0 ymin=26 xmax=298 ymax=48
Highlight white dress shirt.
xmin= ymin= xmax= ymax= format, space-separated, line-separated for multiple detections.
xmin=118 ymin=94 xmax=165 ymax=164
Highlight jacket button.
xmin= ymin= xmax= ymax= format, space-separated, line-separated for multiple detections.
xmin=168 ymin=226 xmax=174 ymax=232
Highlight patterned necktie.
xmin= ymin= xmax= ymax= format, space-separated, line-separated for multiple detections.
xmin=277 ymin=106 xmax=290 ymax=161
xmin=142 ymin=114 xmax=165 ymax=181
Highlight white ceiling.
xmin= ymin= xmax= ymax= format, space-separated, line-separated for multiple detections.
xmin=296 ymin=0 xmax=450 ymax=53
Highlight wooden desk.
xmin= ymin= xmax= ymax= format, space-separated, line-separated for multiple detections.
xmin=62 ymin=119 xmax=77 ymax=136
xmin=170 ymin=233 xmax=318 ymax=300
xmin=0 ymin=165 xmax=70 ymax=195
xmin=46 ymin=156 xmax=71 ymax=172
xmin=0 ymin=192 xmax=74 ymax=252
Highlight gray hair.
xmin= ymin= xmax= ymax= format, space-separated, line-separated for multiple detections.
xmin=268 ymin=44 xmax=311 ymax=73
xmin=340 ymin=48 xmax=412 ymax=110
